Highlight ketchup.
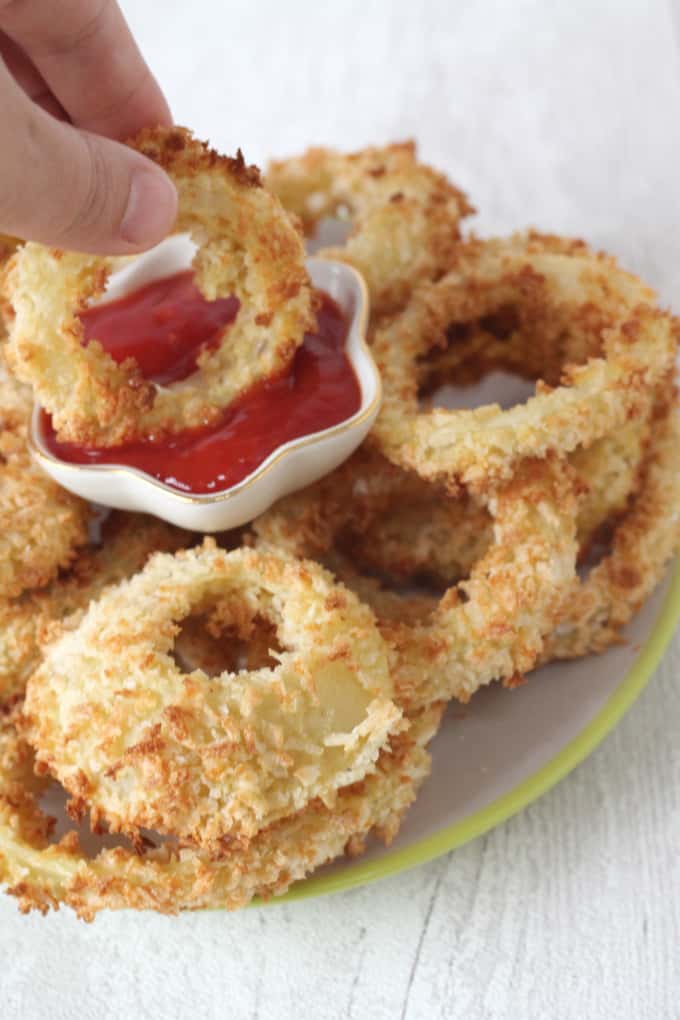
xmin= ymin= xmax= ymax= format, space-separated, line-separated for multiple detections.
xmin=80 ymin=271 xmax=239 ymax=385
xmin=44 ymin=272 xmax=361 ymax=494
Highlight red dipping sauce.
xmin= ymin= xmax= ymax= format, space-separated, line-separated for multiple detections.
xmin=82 ymin=270 xmax=240 ymax=386
xmin=43 ymin=271 xmax=362 ymax=494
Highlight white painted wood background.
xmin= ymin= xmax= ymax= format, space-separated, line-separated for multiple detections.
xmin=2 ymin=1 xmax=680 ymax=1017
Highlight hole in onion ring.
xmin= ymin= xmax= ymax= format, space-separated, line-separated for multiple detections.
xmin=414 ymin=297 xmax=605 ymax=413
xmin=576 ymin=517 xmax=621 ymax=578
xmin=418 ymin=370 xmax=537 ymax=413
xmin=172 ymin=611 xmax=284 ymax=676
xmin=38 ymin=772 xmax=172 ymax=858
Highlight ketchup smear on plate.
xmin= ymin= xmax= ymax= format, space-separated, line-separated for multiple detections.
xmin=43 ymin=270 xmax=361 ymax=494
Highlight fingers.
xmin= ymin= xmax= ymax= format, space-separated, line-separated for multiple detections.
xmin=0 ymin=32 xmax=66 ymax=117
xmin=0 ymin=0 xmax=171 ymax=140
xmin=0 ymin=69 xmax=177 ymax=254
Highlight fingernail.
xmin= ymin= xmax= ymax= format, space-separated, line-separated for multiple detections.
xmin=120 ymin=166 xmax=177 ymax=248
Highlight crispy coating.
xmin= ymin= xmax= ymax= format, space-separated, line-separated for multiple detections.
xmin=347 ymin=485 xmax=492 ymax=586
xmin=544 ymin=390 xmax=680 ymax=659
xmin=254 ymin=449 xmax=579 ymax=708
xmin=320 ymin=550 xmax=439 ymax=630
xmin=0 ymin=704 xmax=53 ymax=851
xmin=26 ymin=542 xmax=403 ymax=850
xmin=417 ymin=231 xmax=615 ymax=387
xmin=0 ymin=365 xmax=90 ymax=599
xmin=354 ymin=409 xmax=651 ymax=586
xmin=267 ymin=142 xmax=473 ymax=317
xmin=570 ymin=417 xmax=650 ymax=554
xmin=0 ymin=702 xmax=442 ymax=919
xmin=370 ymin=233 xmax=678 ymax=486
xmin=0 ymin=513 xmax=190 ymax=706
xmin=0 ymin=235 xmax=19 ymax=342
xmin=5 ymin=128 xmax=315 ymax=446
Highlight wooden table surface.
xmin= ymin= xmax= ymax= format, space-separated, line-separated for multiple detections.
xmin=1 ymin=2 xmax=679 ymax=1017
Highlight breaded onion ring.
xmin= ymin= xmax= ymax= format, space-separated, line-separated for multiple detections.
xmin=0 ymin=235 xmax=19 ymax=342
xmin=0 ymin=368 xmax=90 ymax=599
xmin=6 ymin=127 xmax=315 ymax=446
xmin=370 ymin=234 xmax=678 ymax=486
xmin=570 ymin=418 xmax=650 ymax=556
xmin=254 ymin=449 xmax=578 ymax=708
xmin=351 ymin=419 xmax=650 ymax=586
xmin=544 ymin=391 xmax=680 ymax=659
xmin=321 ymin=550 xmax=439 ymax=630
xmin=0 ymin=701 xmax=442 ymax=918
xmin=25 ymin=542 xmax=403 ymax=850
xmin=267 ymin=142 xmax=472 ymax=317
xmin=0 ymin=513 xmax=189 ymax=706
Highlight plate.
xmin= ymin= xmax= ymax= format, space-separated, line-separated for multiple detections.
xmin=272 ymin=558 xmax=680 ymax=906
xmin=32 ymin=260 xmax=680 ymax=911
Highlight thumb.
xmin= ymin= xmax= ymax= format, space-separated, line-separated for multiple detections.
xmin=0 ymin=84 xmax=177 ymax=255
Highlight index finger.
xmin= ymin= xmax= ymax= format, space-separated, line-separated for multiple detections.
xmin=0 ymin=0 xmax=172 ymax=140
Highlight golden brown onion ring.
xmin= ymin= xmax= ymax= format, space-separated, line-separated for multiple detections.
xmin=0 ymin=701 xmax=442 ymax=918
xmin=0 ymin=513 xmax=189 ymax=706
xmin=267 ymin=142 xmax=472 ymax=317
xmin=254 ymin=448 xmax=578 ymax=709
xmin=6 ymin=128 xmax=315 ymax=446
xmin=0 ymin=235 xmax=19 ymax=342
xmin=346 ymin=481 xmax=493 ymax=587
xmin=543 ymin=390 xmax=680 ymax=659
xmin=0 ymin=368 xmax=90 ymax=599
xmin=25 ymin=542 xmax=402 ymax=850
xmin=370 ymin=234 xmax=678 ymax=487
xmin=352 ymin=417 xmax=650 ymax=586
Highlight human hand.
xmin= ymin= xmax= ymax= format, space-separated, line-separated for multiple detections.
xmin=0 ymin=0 xmax=178 ymax=254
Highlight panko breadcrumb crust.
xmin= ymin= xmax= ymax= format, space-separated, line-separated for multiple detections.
xmin=0 ymin=513 xmax=189 ymax=706
xmin=267 ymin=142 xmax=473 ymax=318
xmin=327 ymin=420 xmax=651 ymax=585
xmin=0 ymin=235 xmax=19 ymax=342
xmin=543 ymin=388 xmax=680 ymax=659
xmin=25 ymin=543 xmax=403 ymax=852
xmin=0 ymin=701 xmax=443 ymax=919
xmin=370 ymin=233 xmax=679 ymax=486
xmin=5 ymin=128 xmax=315 ymax=446
xmin=0 ymin=363 xmax=90 ymax=599
xmin=254 ymin=447 xmax=579 ymax=708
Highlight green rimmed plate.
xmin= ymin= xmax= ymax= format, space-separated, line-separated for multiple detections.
xmin=273 ymin=561 xmax=680 ymax=905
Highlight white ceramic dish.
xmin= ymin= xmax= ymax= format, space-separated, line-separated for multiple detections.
xmin=30 ymin=250 xmax=380 ymax=532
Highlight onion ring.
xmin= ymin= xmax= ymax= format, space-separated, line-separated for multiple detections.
xmin=0 ymin=235 xmax=18 ymax=342
xmin=0 ymin=368 xmax=90 ymax=599
xmin=267 ymin=142 xmax=473 ymax=317
xmin=25 ymin=542 xmax=403 ymax=850
xmin=350 ymin=419 xmax=650 ymax=586
xmin=543 ymin=390 xmax=680 ymax=659
xmin=0 ymin=513 xmax=189 ymax=706
xmin=320 ymin=550 xmax=439 ymax=630
xmin=347 ymin=483 xmax=493 ymax=587
xmin=370 ymin=234 xmax=678 ymax=486
xmin=254 ymin=448 xmax=578 ymax=708
xmin=6 ymin=127 xmax=315 ymax=446
xmin=0 ymin=701 xmax=441 ymax=918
